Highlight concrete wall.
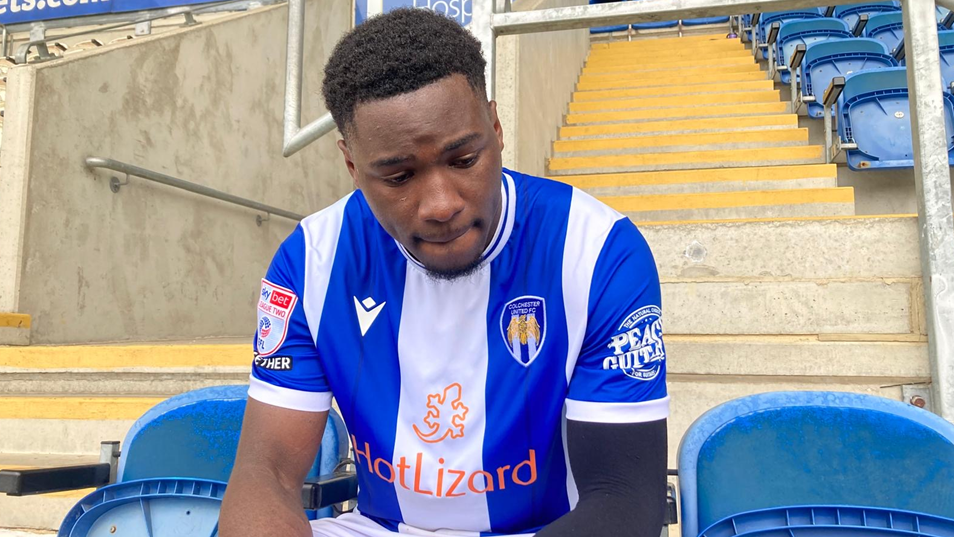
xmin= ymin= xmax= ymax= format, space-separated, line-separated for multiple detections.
xmin=496 ymin=0 xmax=589 ymax=176
xmin=0 ymin=0 xmax=354 ymax=344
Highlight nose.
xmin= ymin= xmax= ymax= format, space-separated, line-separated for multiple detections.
xmin=418 ymin=171 xmax=465 ymax=223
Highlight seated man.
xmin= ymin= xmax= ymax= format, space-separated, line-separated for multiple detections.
xmin=220 ymin=8 xmax=668 ymax=537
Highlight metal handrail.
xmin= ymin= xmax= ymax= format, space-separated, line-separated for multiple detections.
xmin=85 ymin=157 xmax=304 ymax=222
xmin=14 ymin=0 xmax=276 ymax=64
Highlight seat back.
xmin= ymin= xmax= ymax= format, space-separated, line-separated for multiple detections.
xmin=776 ymin=18 xmax=852 ymax=69
xmin=864 ymin=12 xmax=904 ymax=55
xmin=940 ymin=30 xmax=954 ymax=87
xmin=682 ymin=17 xmax=729 ymax=26
xmin=838 ymin=67 xmax=954 ymax=170
xmin=677 ymin=391 xmax=954 ymax=537
xmin=801 ymin=38 xmax=896 ymax=118
xmin=118 ymin=385 xmax=350 ymax=484
xmin=588 ymin=0 xmax=628 ymax=34
xmin=757 ymin=9 xmax=824 ymax=57
xmin=628 ymin=0 xmax=678 ymax=30
xmin=834 ymin=1 xmax=901 ymax=29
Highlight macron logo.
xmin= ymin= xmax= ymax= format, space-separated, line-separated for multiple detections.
xmin=354 ymin=296 xmax=386 ymax=336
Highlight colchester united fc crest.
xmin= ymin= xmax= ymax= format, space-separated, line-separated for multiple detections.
xmin=500 ymin=296 xmax=546 ymax=366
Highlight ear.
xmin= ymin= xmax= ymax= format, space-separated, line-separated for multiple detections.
xmin=337 ymin=139 xmax=360 ymax=190
xmin=488 ymin=100 xmax=504 ymax=152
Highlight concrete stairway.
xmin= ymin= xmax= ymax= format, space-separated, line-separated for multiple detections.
xmin=549 ymin=33 xmax=854 ymax=222
xmin=550 ymin=32 xmax=926 ymax=468
xmin=0 ymin=343 xmax=250 ymax=531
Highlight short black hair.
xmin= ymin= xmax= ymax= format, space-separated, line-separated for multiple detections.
xmin=322 ymin=8 xmax=487 ymax=137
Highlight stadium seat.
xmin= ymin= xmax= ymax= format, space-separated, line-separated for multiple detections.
xmin=799 ymin=38 xmax=897 ymax=118
xmin=588 ymin=0 xmax=628 ymax=35
xmin=0 ymin=385 xmax=355 ymax=536
xmin=774 ymin=18 xmax=852 ymax=84
xmin=755 ymin=9 xmax=825 ymax=59
xmin=939 ymin=5 xmax=953 ymax=27
xmin=833 ymin=2 xmax=902 ymax=31
xmin=864 ymin=12 xmax=905 ymax=56
xmin=682 ymin=16 xmax=730 ymax=26
xmin=677 ymin=391 xmax=954 ymax=537
xmin=940 ymin=30 xmax=954 ymax=89
xmin=837 ymin=67 xmax=954 ymax=170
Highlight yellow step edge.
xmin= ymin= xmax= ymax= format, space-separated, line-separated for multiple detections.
xmin=553 ymin=128 xmax=809 ymax=153
xmin=578 ymin=71 xmax=768 ymax=90
xmin=559 ymin=114 xmax=798 ymax=138
xmin=636 ymin=213 xmax=916 ymax=227
xmin=588 ymin=41 xmax=746 ymax=54
xmin=0 ymin=313 xmax=31 ymax=329
xmin=548 ymin=145 xmax=823 ymax=171
xmin=582 ymin=61 xmax=761 ymax=77
xmin=585 ymin=55 xmax=755 ymax=70
xmin=566 ymin=102 xmax=788 ymax=125
xmin=0 ymin=396 xmax=166 ymax=420
xmin=569 ymin=90 xmax=781 ymax=113
xmin=600 ymin=187 xmax=855 ymax=213
xmin=573 ymin=80 xmax=776 ymax=101
xmin=579 ymin=64 xmax=763 ymax=84
xmin=586 ymin=49 xmax=750 ymax=63
xmin=551 ymin=164 xmax=838 ymax=189
xmin=0 ymin=343 xmax=251 ymax=369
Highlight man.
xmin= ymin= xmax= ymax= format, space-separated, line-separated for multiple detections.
xmin=220 ymin=8 xmax=668 ymax=537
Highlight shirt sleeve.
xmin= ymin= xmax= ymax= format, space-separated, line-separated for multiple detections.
xmin=248 ymin=225 xmax=333 ymax=413
xmin=566 ymin=217 xmax=669 ymax=424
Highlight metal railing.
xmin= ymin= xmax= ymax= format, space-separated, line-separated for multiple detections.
xmin=85 ymin=157 xmax=304 ymax=225
xmin=10 ymin=0 xmax=279 ymax=63
xmin=281 ymin=0 xmax=954 ymax=422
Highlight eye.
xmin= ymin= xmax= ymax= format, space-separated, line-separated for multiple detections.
xmin=453 ymin=153 xmax=480 ymax=168
xmin=382 ymin=172 xmax=412 ymax=186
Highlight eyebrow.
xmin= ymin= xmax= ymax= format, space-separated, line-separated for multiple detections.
xmin=369 ymin=133 xmax=482 ymax=169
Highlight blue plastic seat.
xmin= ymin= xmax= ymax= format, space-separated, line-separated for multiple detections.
xmin=837 ymin=67 xmax=954 ymax=170
xmin=700 ymin=505 xmax=954 ymax=537
xmin=677 ymin=391 xmax=954 ymax=537
xmin=775 ymin=18 xmax=852 ymax=84
xmin=57 ymin=385 xmax=351 ymax=537
xmin=588 ymin=0 xmax=628 ymax=34
xmin=756 ymin=9 xmax=825 ymax=59
xmin=864 ymin=12 xmax=904 ymax=56
xmin=682 ymin=17 xmax=730 ymax=26
xmin=940 ymin=30 xmax=954 ymax=88
xmin=833 ymin=2 xmax=902 ymax=30
xmin=939 ymin=5 xmax=952 ymax=25
xmin=800 ymin=38 xmax=897 ymax=118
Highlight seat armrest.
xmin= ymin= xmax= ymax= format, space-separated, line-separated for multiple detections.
xmin=852 ymin=14 xmax=869 ymax=37
xmin=790 ymin=44 xmax=807 ymax=70
xmin=664 ymin=481 xmax=678 ymax=526
xmin=0 ymin=464 xmax=111 ymax=496
xmin=301 ymin=472 xmax=359 ymax=511
xmin=823 ymin=76 xmax=846 ymax=108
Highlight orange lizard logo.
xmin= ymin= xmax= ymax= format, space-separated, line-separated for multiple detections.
xmin=413 ymin=383 xmax=469 ymax=443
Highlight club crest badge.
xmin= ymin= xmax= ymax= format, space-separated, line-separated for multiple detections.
xmin=500 ymin=296 xmax=546 ymax=367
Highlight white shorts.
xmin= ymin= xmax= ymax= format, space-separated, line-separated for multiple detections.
xmin=310 ymin=512 xmax=534 ymax=537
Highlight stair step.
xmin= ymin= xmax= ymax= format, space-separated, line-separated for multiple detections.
xmin=580 ymin=62 xmax=761 ymax=80
xmin=584 ymin=55 xmax=755 ymax=73
xmin=578 ymin=70 xmax=766 ymax=91
xmin=0 ymin=343 xmax=251 ymax=395
xmin=549 ymin=145 xmax=821 ymax=175
xmin=0 ymin=396 xmax=164 ymax=455
xmin=560 ymin=114 xmax=798 ymax=139
xmin=567 ymin=102 xmax=789 ymax=125
xmin=555 ymin=128 xmax=808 ymax=153
xmin=639 ymin=214 xmax=918 ymax=279
xmin=569 ymin=90 xmax=781 ymax=113
xmin=586 ymin=48 xmax=750 ymax=65
xmin=603 ymin=187 xmax=854 ymax=221
xmin=554 ymin=163 xmax=836 ymax=195
xmin=573 ymin=80 xmax=775 ymax=101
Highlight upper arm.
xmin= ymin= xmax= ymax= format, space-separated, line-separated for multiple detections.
xmin=567 ymin=217 xmax=669 ymax=424
xmin=233 ymin=398 xmax=328 ymax=490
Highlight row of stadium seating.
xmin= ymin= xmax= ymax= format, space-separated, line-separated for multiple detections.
xmin=756 ymin=6 xmax=954 ymax=170
xmin=587 ymin=0 xmax=730 ymax=36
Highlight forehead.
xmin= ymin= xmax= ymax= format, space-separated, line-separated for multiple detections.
xmin=349 ymin=75 xmax=488 ymax=152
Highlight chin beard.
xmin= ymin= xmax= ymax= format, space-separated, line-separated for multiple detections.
xmin=424 ymin=255 xmax=485 ymax=282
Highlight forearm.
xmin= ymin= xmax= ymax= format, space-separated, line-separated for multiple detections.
xmin=219 ymin=464 xmax=312 ymax=537
xmin=535 ymin=491 xmax=663 ymax=537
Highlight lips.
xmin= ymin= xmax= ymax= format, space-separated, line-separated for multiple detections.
xmin=419 ymin=225 xmax=471 ymax=244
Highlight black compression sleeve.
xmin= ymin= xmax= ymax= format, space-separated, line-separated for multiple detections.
xmin=535 ymin=418 xmax=668 ymax=537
